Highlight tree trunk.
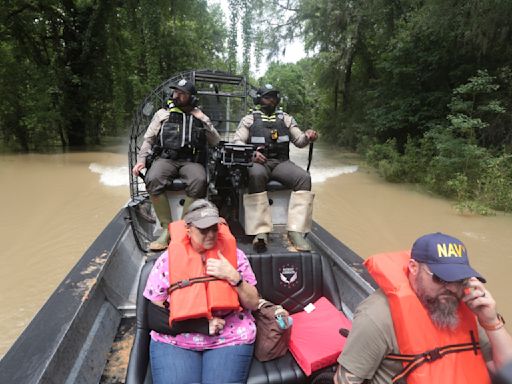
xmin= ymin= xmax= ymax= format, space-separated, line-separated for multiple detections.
xmin=343 ymin=51 xmax=354 ymax=112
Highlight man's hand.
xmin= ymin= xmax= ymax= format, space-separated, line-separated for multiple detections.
xmin=462 ymin=277 xmax=499 ymax=326
xmin=206 ymin=251 xmax=239 ymax=282
xmin=253 ymin=146 xmax=267 ymax=164
xmin=305 ymin=129 xmax=319 ymax=142
xmin=132 ymin=162 xmax=145 ymax=176
xmin=190 ymin=108 xmax=211 ymax=126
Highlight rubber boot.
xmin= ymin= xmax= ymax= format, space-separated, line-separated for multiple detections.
xmin=149 ymin=194 xmax=172 ymax=251
xmin=253 ymin=233 xmax=269 ymax=254
xmin=287 ymin=191 xmax=315 ymax=252
xmin=243 ymin=191 xmax=272 ymax=253
xmin=181 ymin=196 xmax=195 ymax=218
xmin=288 ymin=231 xmax=311 ymax=252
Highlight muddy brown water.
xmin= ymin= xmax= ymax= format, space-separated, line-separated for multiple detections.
xmin=1 ymin=143 xmax=510 ymax=358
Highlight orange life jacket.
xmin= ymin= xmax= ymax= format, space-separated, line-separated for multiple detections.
xmin=364 ymin=251 xmax=491 ymax=384
xmin=167 ymin=221 xmax=240 ymax=325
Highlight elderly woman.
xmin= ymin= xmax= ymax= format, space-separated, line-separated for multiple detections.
xmin=144 ymin=199 xmax=259 ymax=384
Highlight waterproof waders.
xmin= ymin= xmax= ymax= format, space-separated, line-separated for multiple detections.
xmin=243 ymin=191 xmax=272 ymax=253
xmin=287 ymin=190 xmax=315 ymax=252
xmin=149 ymin=194 xmax=172 ymax=251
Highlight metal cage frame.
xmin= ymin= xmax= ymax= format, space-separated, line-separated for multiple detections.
xmin=128 ymin=69 xmax=254 ymax=199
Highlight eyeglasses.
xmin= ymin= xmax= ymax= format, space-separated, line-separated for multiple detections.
xmin=422 ymin=265 xmax=466 ymax=286
xmin=194 ymin=224 xmax=219 ymax=235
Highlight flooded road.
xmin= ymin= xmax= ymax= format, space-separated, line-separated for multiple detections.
xmin=1 ymin=143 xmax=511 ymax=357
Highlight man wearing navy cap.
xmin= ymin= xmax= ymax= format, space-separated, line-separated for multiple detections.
xmin=132 ymin=79 xmax=220 ymax=251
xmin=334 ymin=232 xmax=512 ymax=384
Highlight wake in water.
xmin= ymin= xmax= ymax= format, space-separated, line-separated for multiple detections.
xmin=88 ymin=162 xmax=358 ymax=187
xmin=310 ymin=165 xmax=358 ymax=184
xmin=89 ymin=163 xmax=129 ymax=187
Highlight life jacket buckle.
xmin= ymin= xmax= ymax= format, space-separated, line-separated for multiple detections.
xmin=178 ymin=279 xmax=190 ymax=288
xmin=424 ymin=348 xmax=441 ymax=362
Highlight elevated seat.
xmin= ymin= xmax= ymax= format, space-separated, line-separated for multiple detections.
xmin=126 ymin=251 xmax=343 ymax=384
xmin=166 ymin=178 xmax=187 ymax=191
xmin=266 ymin=180 xmax=288 ymax=192
xmin=162 ymin=179 xmax=188 ymax=221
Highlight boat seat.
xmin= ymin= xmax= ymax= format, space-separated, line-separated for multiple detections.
xmin=166 ymin=178 xmax=186 ymax=191
xmin=125 ymin=259 xmax=154 ymax=384
xmin=126 ymin=251 xmax=342 ymax=384
xmin=246 ymin=252 xmax=342 ymax=384
xmin=266 ymin=180 xmax=288 ymax=191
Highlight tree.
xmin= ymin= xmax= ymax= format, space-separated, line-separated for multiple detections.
xmin=0 ymin=0 xmax=228 ymax=150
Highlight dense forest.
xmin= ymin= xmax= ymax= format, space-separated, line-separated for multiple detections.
xmin=1 ymin=0 xmax=511 ymax=212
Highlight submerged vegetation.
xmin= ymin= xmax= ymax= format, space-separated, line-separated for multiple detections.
xmin=1 ymin=0 xmax=511 ymax=212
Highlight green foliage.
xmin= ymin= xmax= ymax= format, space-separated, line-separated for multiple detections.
xmin=268 ymin=0 xmax=512 ymax=213
xmin=0 ymin=0 xmax=227 ymax=150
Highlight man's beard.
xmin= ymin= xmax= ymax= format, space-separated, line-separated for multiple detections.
xmin=173 ymin=98 xmax=183 ymax=107
xmin=260 ymin=104 xmax=276 ymax=115
xmin=415 ymin=277 xmax=461 ymax=330
xmin=172 ymin=97 xmax=190 ymax=108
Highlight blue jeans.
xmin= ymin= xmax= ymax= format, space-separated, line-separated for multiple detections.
xmin=150 ymin=339 xmax=254 ymax=384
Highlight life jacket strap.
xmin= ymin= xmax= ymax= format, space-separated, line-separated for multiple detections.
xmin=169 ymin=276 xmax=219 ymax=293
xmin=386 ymin=331 xmax=480 ymax=383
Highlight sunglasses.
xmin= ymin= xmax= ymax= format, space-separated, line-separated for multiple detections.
xmin=422 ymin=266 xmax=466 ymax=286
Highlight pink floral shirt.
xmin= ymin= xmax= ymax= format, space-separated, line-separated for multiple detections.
xmin=143 ymin=248 xmax=257 ymax=350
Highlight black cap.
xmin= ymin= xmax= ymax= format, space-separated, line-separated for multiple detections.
xmin=257 ymin=84 xmax=279 ymax=98
xmin=170 ymin=79 xmax=197 ymax=95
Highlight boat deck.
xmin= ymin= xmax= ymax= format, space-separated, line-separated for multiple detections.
xmin=101 ymin=318 xmax=136 ymax=384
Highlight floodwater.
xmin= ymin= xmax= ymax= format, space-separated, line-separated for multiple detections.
xmin=0 ymin=142 xmax=511 ymax=357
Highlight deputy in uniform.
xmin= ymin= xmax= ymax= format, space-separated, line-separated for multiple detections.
xmin=132 ymin=79 xmax=220 ymax=251
xmin=233 ymin=84 xmax=318 ymax=252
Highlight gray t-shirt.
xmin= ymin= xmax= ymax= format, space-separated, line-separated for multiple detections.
xmin=338 ymin=289 xmax=492 ymax=383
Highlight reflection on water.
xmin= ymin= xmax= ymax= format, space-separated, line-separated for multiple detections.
xmin=0 ymin=142 xmax=511 ymax=358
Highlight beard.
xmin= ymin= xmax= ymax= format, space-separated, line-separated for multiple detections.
xmin=260 ymin=104 xmax=276 ymax=115
xmin=415 ymin=276 xmax=462 ymax=330
xmin=172 ymin=97 xmax=185 ymax=107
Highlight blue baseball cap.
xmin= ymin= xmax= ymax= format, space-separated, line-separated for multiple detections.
xmin=411 ymin=232 xmax=486 ymax=283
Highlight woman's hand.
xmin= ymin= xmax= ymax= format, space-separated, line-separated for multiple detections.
xmin=209 ymin=317 xmax=226 ymax=335
xmin=207 ymin=251 xmax=260 ymax=311
xmin=206 ymin=251 xmax=239 ymax=283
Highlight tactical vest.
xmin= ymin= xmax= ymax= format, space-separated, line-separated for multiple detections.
xmin=249 ymin=110 xmax=290 ymax=160
xmin=158 ymin=106 xmax=205 ymax=161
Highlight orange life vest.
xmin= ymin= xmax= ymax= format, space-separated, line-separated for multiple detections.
xmin=167 ymin=221 xmax=240 ymax=325
xmin=364 ymin=251 xmax=491 ymax=384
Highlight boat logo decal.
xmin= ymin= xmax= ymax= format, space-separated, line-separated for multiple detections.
xmin=279 ymin=264 xmax=299 ymax=288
